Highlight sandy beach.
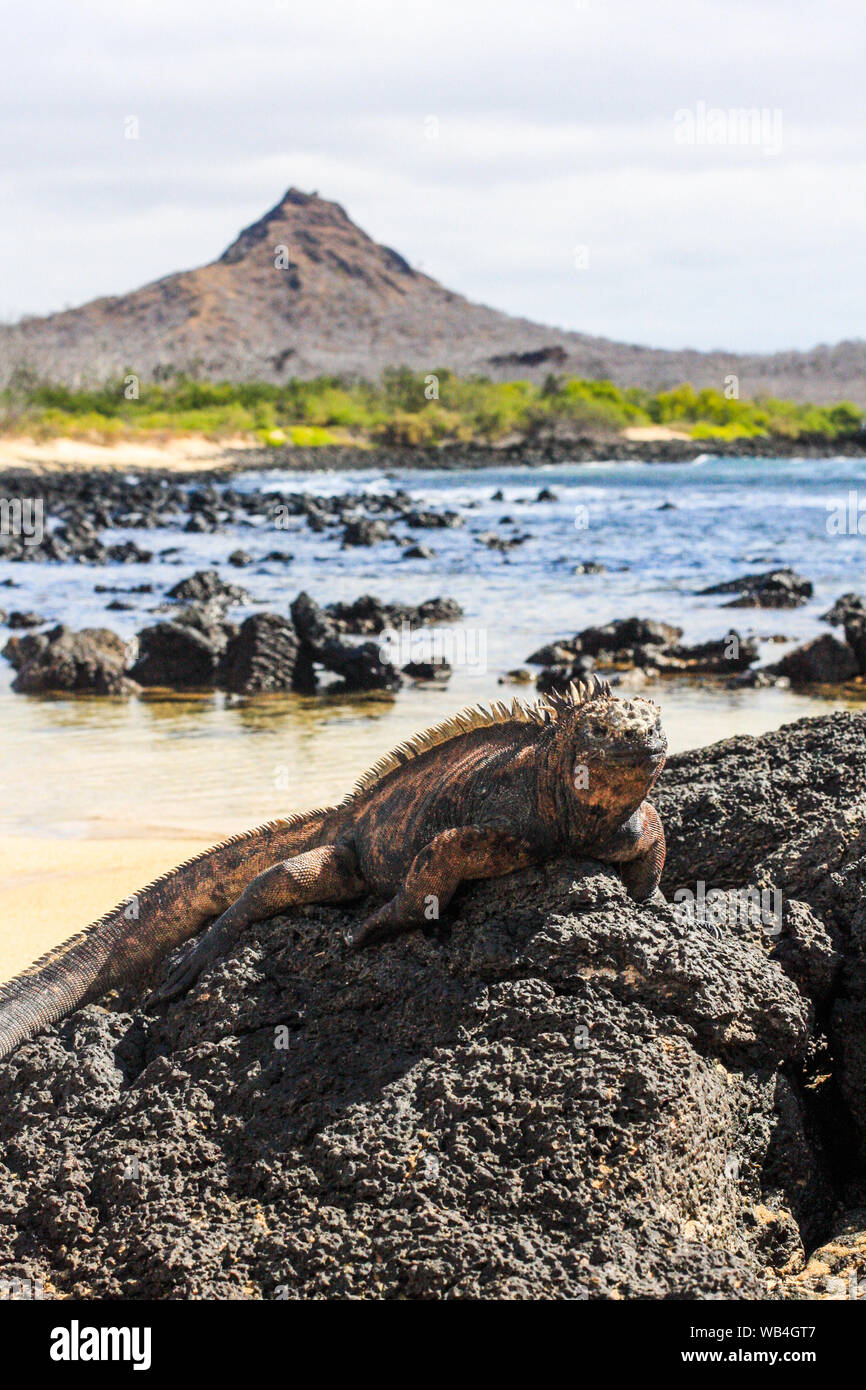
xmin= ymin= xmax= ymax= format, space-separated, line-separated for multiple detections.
xmin=0 ymin=835 xmax=214 ymax=983
xmin=0 ymin=435 xmax=257 ymax=472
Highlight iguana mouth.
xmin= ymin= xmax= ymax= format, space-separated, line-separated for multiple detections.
xmin=590 ymin=735 xmax=667 ymax=765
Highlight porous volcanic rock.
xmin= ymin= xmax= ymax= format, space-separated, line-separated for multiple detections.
xmin=2 ymin=624 xmax=136 ymax=695
xmin=221 ymin=613 xmax=313 ymax=695
xmin=0 ymin=859 xmax=813 ymax=1299
xmin=129 ymin=621 xmax=223 ymax=690
xmin=657 ymin=711 xmax=866 ymax=1197
xmin=2 ymin=713 xmax=866 ymax=1299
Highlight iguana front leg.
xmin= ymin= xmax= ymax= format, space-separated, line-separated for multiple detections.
xmin=349 ymin=826 xmax=536 ymax=948
xmin=147 ymin=841 xmax=365 ymax=1005
xmin=596 ymin=801 xmax=665 ymax=900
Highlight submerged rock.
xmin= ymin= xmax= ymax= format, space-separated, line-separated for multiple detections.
xmin=166 ymin=570 xmax=250 ymax=608
xmin=701 ymin=568 xmax=812 ymax=608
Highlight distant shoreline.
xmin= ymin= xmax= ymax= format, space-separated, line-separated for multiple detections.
xmin=1 ymin=431 xmax=866 ymax=479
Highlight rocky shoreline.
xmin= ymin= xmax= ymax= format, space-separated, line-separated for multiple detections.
xmin=2 ymin=459 xmax=866 ymax=706
xmin=521 ymin=572 xmax=866 ymax=700
xmin=6 ymin=565 xmax=866 ymax=703
xmin=0 ymin=710 xmax=864 ymax=1299
xmin=5 ymin=573 xmax=866 ymax=707
xmin=1 ymin=574 xmax=462 ymax=696
xmin=242 ymin=433 xmax=866 ymax=472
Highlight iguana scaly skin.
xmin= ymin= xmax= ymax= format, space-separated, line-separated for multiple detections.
xmin=0 ymin=677 xmax=666 ymax=1060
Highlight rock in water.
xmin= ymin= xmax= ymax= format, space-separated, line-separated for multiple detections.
xmin=130 ymin=622 xmax=223 ymax=689
xmin=6 ymin=611 xmax=46 ymax=629
xmin=700 ymin=568 xmax=813 ymax=608
xmin=325 ymin=594 xmax=463 ymax=634
xmin=291 ymin=592 xmax=401 ymax=691
xmin=341 ymin=518 xmax=392 ymax=547
xmin=167 ymin=570 xmax=250 ymax=608
xmin=221 ymin=613 xmax=310 ymax=694
xmin=3 ymin=625 xmax=137 ymax=695
xmin=821 ymin=592 xmax=866 ymax=627
xmin=770 ymin=634 xmax=859 ymax=685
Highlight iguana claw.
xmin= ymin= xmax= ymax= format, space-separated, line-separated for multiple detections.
xmin=145 ymin=936 xmax=214 ymax=1009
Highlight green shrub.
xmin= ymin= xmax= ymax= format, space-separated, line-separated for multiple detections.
xmin=1 ymin=370 xmax=862 ymax=447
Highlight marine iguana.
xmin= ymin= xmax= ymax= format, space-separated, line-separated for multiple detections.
xmin=0 ymin=676 xmax=666 ymax=1061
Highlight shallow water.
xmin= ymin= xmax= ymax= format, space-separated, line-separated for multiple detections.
xmin=2 ymin=452 xmax=865 ymax=841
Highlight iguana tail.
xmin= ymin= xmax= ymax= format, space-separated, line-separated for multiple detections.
xmin=0 ymin=805 xmax=340 ymax=1062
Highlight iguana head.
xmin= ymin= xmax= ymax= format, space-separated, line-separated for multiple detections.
xmin=547 ymin=676 xmax=667 ymax=825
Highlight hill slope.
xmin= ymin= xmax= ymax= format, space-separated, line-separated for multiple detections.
xmin=1 ymin=188 xmax=864 ymax=401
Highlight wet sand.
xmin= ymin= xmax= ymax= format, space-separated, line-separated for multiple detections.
xmin=0 ymin=835 xmax=214 ymax=983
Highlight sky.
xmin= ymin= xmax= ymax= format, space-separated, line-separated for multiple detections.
xmin=1 ymin=0 xmax=863 ymax=352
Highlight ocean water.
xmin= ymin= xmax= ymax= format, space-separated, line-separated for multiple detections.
xmin=1 ymin=453 xmax=865 ymax=840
